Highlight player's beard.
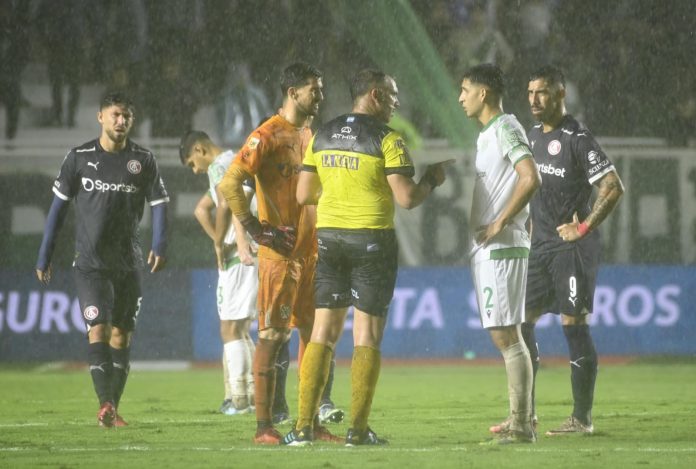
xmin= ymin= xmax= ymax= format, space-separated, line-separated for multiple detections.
xmin=106 ymin=128 xmax=128 ymax=145
xmin=298 ymin=100 xmax=320 ymax=119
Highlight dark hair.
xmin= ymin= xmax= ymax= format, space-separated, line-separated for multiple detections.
xmin=529 ymin=65 xmax=566 ymax=88
xmin=100 ymin=91 xmax=135 ymax=113
xmin=349 ymin=69 xmax=388 ymax=102
xmin=280 ymin=62 xmax=322 ymax=95
xmin=178 ymin=130 xmax=211 ymax=165
xmin=462 ymin=63 xmax=505 ymax=96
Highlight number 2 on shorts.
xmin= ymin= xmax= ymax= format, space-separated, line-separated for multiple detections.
xmin=483 ymin=286 xmax=494 ymax=309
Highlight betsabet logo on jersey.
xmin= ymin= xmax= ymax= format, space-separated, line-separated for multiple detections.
xmin=81 ymin=177 xmax=138 ymax=193
xmin=537 ymin=162 xmax=566 ymax=178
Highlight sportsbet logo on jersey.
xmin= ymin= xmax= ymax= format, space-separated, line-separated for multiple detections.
xmin=81 ymin=177 xmax=139 ymax=193
xmin=537 ymin=162 xmax=566 ymax=178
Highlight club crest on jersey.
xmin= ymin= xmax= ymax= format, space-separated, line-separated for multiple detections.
xmin=83 ymin=305 xmax=99 ymax=321
xmin=127 ymin=160 xmax=142 ymax=174
xmin=280 ymin=304 xmax=291 ymax=319
xmin=547 ymin=140 xmax=561 ymax=156
xmin=247 ymin=137 xmax=260 ymax=150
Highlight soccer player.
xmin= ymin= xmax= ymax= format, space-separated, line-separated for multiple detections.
xmin=179 ymin=130 xmax=258 ymax=415
xmin=513 ymin=65 xmax=623 ymax=435
xmin=217 ymin=62 xmax=340 ymax=445
xmin=459 ymin=63 xmax=541 ymax=444
xmin=282 ymin=69 xmax=449 ymax=446
xmin=35 ymin=91 xmax=169 ymax=427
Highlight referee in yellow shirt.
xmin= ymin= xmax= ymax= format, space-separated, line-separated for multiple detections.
xmin=282 ymin=69 xmax=450 ymax=446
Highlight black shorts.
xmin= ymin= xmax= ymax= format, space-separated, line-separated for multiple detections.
xmin=525 ymin=244 xmax=600 ymax=316
xmin=73 ymin=267 xmax=143 ymax=331
xmin=315 ymin=228 xmax=398 ymax=317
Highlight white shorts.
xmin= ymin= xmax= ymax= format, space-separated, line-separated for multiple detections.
xmin=471 ymin=256 xmax=528 ymax=329
xmin=217 ymin=261 xmax=259 ymax=321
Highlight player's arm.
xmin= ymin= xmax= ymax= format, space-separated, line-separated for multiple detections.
xmin=234 ymin=187 xmax=256 ymax=266
xmin=586 ymin=170 xmax=625 ymax=228
xmin=297 ymin=168 xmax=322 ymax=205
xmin=476 ymin=156 xmax=541 ymax=246
xmin=218 ymin=162 xmax=254 ymax=223
xmin=35 ymin=195 xmax=70 ymax=285
xmin=219 ymin=162 xmax=295 ymax=256
xmin=387 ymin=160 xmax=451 ymax=209
xmin=214 ymin=184 xmax=233 ymax=270
xmin=147 ymin=202 xmax=168 ymax=273
xmin=213 ymin=183 xmax=256 ymax=268
xmin=558 ymin=170 xmax=625 ymax=241
xmin=193 ymin=192 xmax=216 ymax=240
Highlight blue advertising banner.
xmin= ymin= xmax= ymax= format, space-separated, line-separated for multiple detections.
xmin=0 ymin=270 xmax=193 ymax=361
xmin=3 ymin=266 xmax=691 ymax=361
xmin=191 ymin=265 xmax=695 ymax=360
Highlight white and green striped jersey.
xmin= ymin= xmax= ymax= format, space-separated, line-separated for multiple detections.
xmin=470 ymin=113 xmax=533 ymax=262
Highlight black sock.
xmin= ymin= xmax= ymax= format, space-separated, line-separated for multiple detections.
xmin=272 ymin=340 xmax=290 ymax=415
xmin=320 ymin=353 xmax=336 ymax=406
xmin=521 ymin=322 xmax=539 ymax=417
xmin=88 ymin=342 xmax=114 ymax=405
xmin=563 ymin=325 xmax=598 ymax=425
xmin=111 ymin=346 xmax=130 ymax=409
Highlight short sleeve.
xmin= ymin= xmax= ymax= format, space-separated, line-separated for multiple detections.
xmin=302 ymin=135 xmax=318 ymax=172
xmin=234 ymin=131 xmax=266 ymax=176
xmin=382 ymin=131 xmax=415 ymax=177
xmin=52 ymin=150 xmax=78 ymax=200
xmin=144 ymin=155 xmax=169 ymax=206
xmin=208 ymin=161 xmax=226 ymax=191
xmin=575 ymin=132 xmax=614 ymax=185
xmin=499 ymin=121 xmax=532 ymax=166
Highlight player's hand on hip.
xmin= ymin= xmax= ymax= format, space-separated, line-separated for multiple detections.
xmin=556 ymin=213 xmax=581 ymax=242
xmin=214 ymin=243 xmax=226 ymax=271
xmin=148 ymin=250 xmax=166 ymax=273
xmin=475 ymin=221 xmax=502 ymax=247
xmin=237 ymin=242 xmax=256 ymax=266
xmin=36 ymin=265 xmax=52 ymax=285
xmin=243 ymin=218 xmax=296 ymax=257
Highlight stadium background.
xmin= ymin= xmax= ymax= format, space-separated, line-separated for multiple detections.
xmin=1 ymin=0 xmax=696 ymax=362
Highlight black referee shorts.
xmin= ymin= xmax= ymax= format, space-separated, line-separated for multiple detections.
xmin=73 ymin=267 xmax=143 ymax=331
xmin=315 ymin=228 xmax=398 ymax=317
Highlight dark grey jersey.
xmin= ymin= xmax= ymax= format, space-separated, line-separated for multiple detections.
xmin=53 ymin=138 xmax=169 ymax=270
xmin=527 ymin=115 xmax=614 ymax=252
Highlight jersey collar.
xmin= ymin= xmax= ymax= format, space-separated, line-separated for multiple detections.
xmin=480 ymin=113 xmax=503 ymax=133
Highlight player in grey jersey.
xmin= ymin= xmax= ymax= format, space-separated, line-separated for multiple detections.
xmin=36 ymin=92 xmax=169 ymax=428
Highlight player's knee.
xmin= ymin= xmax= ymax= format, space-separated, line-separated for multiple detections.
xmin=561 ymin=313 xmax=588 ymax=326
xmin=258 ymin=326 xmax=291 ymax=342
xmin=488 ymin=326 xmax=521 ymax=350
xmin=109 ymin=326 xmax=131 ymax=348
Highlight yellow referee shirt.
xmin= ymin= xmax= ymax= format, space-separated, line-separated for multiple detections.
xmin=303 ymin=113 xmax=415 ymax=229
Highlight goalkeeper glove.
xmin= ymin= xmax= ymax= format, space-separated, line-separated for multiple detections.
xmin=243 ymin=217 xmax=296 ymax=256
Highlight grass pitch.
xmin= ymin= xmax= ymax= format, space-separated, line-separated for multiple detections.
xmin=1 ymin=360 xmax=695 ymax=468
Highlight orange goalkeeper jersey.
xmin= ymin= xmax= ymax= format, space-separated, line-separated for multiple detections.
xmin=233 ymin=114 xmax=316 ymax=260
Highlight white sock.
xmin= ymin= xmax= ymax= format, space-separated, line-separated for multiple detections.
xmin=501 ymin=341 xmax=533 ymax=432
xmin=244 ymin=336 xmax=256 ymax=404
xmin=224 ymin=339 xmax=248 ymax=409
xmin=222 ymin=353 xmax=232 ymax=400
